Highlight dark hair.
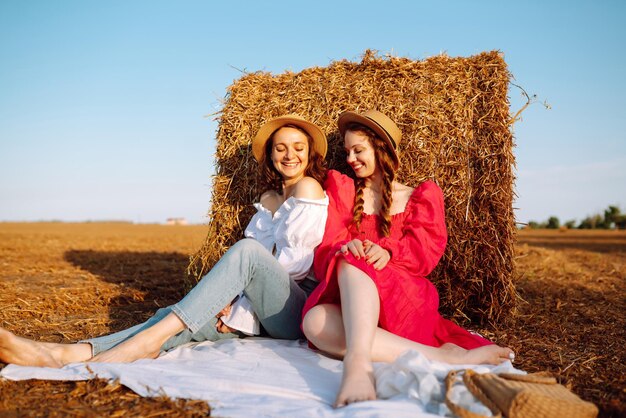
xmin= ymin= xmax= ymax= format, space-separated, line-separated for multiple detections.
xmin=258 ymin=124 xmax=327 ymax=195
xmin=346 ymin=123 xmax=396 ymax=237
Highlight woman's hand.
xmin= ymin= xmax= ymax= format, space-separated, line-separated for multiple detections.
xmin=363 ymin=240 xmax=391 ymax=270
xmin=337 ymin=239 xmax=367 ymax=259
xmin=215 ymin=304 xmax=236 ymax=334
xmin=216 ymin=318 xmax=236 ymax=334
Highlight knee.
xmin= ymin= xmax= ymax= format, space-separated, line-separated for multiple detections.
xmin=302 ymin=306 xmax=328 ymax=342
xmin=229 ymin=238 xmax=264 ymax=256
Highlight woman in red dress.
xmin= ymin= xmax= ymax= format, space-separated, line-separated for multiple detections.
xmin=301 ymin=110 xmax=514 ymax=407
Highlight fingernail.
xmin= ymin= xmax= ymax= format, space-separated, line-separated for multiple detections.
xmin=509 ymin=352 xmax=515 ymax=361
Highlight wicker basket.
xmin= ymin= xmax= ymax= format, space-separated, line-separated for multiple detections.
xmin=445 ymin=369 xmax=599 ymax=418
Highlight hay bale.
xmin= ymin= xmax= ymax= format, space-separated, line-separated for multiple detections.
xmin=188 ymin=50 xmax=517 ymax=324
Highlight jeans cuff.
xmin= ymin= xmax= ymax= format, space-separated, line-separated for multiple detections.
xmin=170 ymin=305 xmax=201 ymax=333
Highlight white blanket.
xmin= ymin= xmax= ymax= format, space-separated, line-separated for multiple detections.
xmin=0 ymin=338 xmax=521 ymax=417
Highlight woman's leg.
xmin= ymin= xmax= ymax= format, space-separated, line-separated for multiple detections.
xmin=0 ymin=307 xmax=191 ymax=366
xmin=302 ymin=260 xmax=514 ymax=407
xmin=171 ymin=238 xmax=307 ymax=340
xmin=303 ymin=305 xmax=514 ymax=365
xmin=0 ymin=307 xmax=239 ymax=367
xmin=90 ymin=238 xmax=305 ymax=362
xmin=0 ymin=328 xmax=91 ymax=367
xmin=1 ymin=239 xmax=302 ymax=366
xmin=90 ymin=311 xmax=187 ymax=362
xmin=85 ymin=307 xmax=238 ymax=356
xmin=332 ymin=260 xmax=380 ymax=407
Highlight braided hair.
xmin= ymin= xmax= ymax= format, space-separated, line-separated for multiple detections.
xmin=346 ymin=123 xmax=397 ymax=237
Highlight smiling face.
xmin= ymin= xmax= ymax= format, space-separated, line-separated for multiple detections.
xmin=270 ymin=126 xmax=310 ymax=184
xmin=344 ymin=130 xmax=379 ymax=179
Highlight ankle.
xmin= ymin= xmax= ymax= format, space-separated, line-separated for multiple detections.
xmin=343 ymin=351 xmax=373 ymax=368
xmin=59 ymin=343 xmax=93 ymax=363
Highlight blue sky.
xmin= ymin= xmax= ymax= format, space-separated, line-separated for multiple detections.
xmin=1 ymin=1 xmax=624 ymax=224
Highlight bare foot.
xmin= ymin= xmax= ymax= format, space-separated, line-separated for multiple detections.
xmin=0 ymin=328 xmax=92 ymax=368
xmin=335 ymin=353 xmax=377 ymax=408
xmin=0 ymin=327 xmax=89 ymax=368
xmin=439 ymin=343 xmax=514 ymax=365
xmin=463 ymin=345 xmax=514 ymax=365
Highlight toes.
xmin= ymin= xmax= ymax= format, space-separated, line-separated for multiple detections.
xmin=494 ymin=348 xmax=515 ymax=364
xmin=335 ymin=394 xmax=375 ymax=407
xmin=501 ymin=347 xmax=515 ymax=358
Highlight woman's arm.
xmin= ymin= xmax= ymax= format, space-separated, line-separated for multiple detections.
xmin=275 ymin=194 xmax=329 ymax=281
xmin=377 ymin=181 xmax=447 ymax=276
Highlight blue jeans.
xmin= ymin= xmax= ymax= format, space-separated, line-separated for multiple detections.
xmin=84 ymin=239 xmax=316 ymax=355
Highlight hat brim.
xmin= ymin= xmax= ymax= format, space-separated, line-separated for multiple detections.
xmin=337 ymin=111 xmax=399 ymax=168
xmin=252 ymin=115 xmax=327 ymax=162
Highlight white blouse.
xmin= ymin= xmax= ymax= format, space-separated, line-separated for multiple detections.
xmin=221 ymin=194 xmax=329 ymax=336
xmin=244 ymin=195 xmax=329 ymax=282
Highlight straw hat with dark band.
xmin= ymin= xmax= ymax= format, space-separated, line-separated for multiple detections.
xmin=252 ymin=115 xmax=327 ymax=162
xmin=338 ymin=110 xmax=402 ymax=168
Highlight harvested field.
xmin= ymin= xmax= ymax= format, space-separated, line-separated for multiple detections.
xmin=0 ymin=222 xmax=211 ymax=416
xmin=509 ymin=229 xmax=625 ymax=417
xmin=0 ymin=223 xmax=624 ymax=416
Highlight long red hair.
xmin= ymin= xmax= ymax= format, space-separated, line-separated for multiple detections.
xmin=345 ymin=123 xmax=397 ymax=237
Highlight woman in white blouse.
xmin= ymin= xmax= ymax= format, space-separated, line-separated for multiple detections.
xmin=0 ymin=115 xmax=329 ymax=367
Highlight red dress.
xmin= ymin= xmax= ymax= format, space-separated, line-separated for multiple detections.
xmin=302 ymin=170 xmax=491 ymax=349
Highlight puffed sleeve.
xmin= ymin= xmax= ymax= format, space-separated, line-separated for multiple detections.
xmin=274 ymin=195 xmax=329 ymax=281
xmin=244 ymin=204 xmax=274 ymax=254
xmin=377 ymin=180 xmax=447 ymax=276
xmin=312 ymin=170 xmax=356 ymax=281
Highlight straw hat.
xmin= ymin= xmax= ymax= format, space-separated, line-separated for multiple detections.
xmin=252 ymin=115 xmax=327 ymax=162
xmin=337 ymin=110 xmax=402 ymax=168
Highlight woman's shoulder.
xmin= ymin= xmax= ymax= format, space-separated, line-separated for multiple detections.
xmin=389 ymin=180 xmax=443 ymax=212
xmin=324 ymin=169 xmax=354 ymax=190
xmin=407 ymin=180 xmax=444 ymax=208
xmin=293 ymin=176 xmax=325 ymax=199
xmin=327 ymin=169 xmax=350 ymax=181
xmin=414 ymin=180 xmax=443 ymax=195
xmin=393 ymin=182 xmax=415 ymax=199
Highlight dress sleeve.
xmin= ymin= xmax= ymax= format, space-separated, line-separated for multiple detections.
xmin=275 ymin=195 xmax=329 ymax=281
xmin=377 ymin=181 xmax=447 ymax=276
xmin=312 ymin=170 xmax=356 ymax=281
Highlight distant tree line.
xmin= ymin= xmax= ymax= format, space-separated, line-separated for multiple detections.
xmin=526 ymin=205 xmax=626 ymax=230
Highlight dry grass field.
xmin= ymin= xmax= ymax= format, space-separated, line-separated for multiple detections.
xmin=506 ymin=229 xmax=625 ymax=417
xmin=0 ymin=223 xmax=624 ymax=417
